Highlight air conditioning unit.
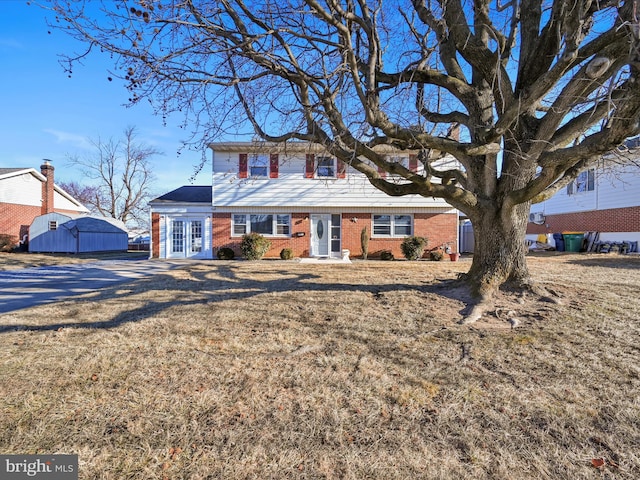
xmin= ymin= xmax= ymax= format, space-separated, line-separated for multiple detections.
xmin=528 ymin=212 xmax=546 ymax=224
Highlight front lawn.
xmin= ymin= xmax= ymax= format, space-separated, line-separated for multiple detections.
xmin=1 ymin=256 xmax=639 ymax=478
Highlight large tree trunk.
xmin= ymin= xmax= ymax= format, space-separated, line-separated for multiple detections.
xmin=466 ymin=202 xmax=532 ymax=298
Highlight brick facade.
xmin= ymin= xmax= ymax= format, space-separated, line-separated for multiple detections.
xmin=526 ymin=206 xmax=640 ymax=235
xmin=207 ymin=211 xmax=458 ymax=259
xmin=0 ymin=203 xmax=80 ymax=246
xmin=151 ymin=212 xmax=161 ymax=258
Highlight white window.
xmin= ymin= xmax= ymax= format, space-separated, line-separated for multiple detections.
xmin=232 ymin=214 xmax=291 ymax=237
xmin=567 ymin=169 xmax=595 ymax=195
xmin=387 ymin=155 xmax=409 ymax=168
xmin=372 ymin=214 xmax=413 ymax=237
xmin=249 ymin=154 xmax=269 ymax=177
xmin=316 ymin=156 xmax=336 ymax=177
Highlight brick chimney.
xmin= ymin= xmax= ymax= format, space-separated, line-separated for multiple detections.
xmin=41 ymin=160 xmax=55 ymax=215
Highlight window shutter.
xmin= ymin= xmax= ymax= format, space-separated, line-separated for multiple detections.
xmin=409 ymin=154 xmax=418 ymax=172
xmin=270 ymin=153 xmax=279 ymax=178
xmin=337 ymin=159 xmax=347 ymax=178
xmin=239 ymin=153 xmax=248 ymax=179
xmin=587 ymin=169 xmax=595 ymax=191
xmin=305 ymin=154 xmax=315 ymax=178
xmin=377 ymin=165 xmax=387 ymax=178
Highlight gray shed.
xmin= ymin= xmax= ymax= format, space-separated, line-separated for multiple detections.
xmin=29 ymin=213 xmax=128 ymax=253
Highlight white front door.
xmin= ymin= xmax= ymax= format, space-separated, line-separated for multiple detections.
xmin=168 ymin=218 xmax=205 ymax=258
xmin=310 ymin=214 xmax=331 ymax=257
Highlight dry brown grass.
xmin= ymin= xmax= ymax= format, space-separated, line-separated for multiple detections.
xmin=1 ymin=253 xmax=640 ymax=479
xmin=0 ymin=251 xmax=147 ymax=270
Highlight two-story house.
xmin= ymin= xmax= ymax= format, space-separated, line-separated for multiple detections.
xmin=149 ymin=142 xmax=459 ymax=260
xmin=0 ymin=162 xmax=89 ymax=248
xmin=527 ymin=138 xmax=640 ymax=246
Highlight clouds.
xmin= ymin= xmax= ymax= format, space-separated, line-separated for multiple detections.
xmin=43 ymin=129 xmax=94 ymax=150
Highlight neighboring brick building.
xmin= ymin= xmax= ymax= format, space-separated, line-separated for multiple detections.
xmin=527 ymin=138 xmax=640 ymax=246
xmin=0 ymin=162 xmax=89 ymax=248
xmin=149 ymin=142 xmax=459 ymax=260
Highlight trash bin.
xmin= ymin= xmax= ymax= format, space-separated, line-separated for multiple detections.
xmin=563 ymin=233 xmax=584 ymax=252
xmin=553 ymin=233 xmax=565 ymax=252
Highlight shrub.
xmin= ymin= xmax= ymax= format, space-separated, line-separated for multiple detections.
xmin=401 ymin=235 xmax=428 ymax=260
xmin=360 ymin=226 xmax=369 ymax=260
xmin=380 ymin=250 xmax=394 ymax=261
xmin=280 ymin=247 xmax=294 ymax=260
xmin=241 ymin=232 xmax=271 ymax=260
xmin=0 ymin=234 xmax=17 ymax=252
xmin=217 ymin=247 xmax=236 ymax=260
xmin=429 ymin=249 xmax=444 ymax=261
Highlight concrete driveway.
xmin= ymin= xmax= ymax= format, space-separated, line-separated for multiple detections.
xmin=0 ymin=259 xmax=185 ymax=314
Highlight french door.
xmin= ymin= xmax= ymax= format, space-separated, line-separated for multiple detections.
xmin=168 ymin=218 xmax=205 ymax=258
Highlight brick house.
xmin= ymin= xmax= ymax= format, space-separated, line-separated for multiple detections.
xmin=527 ymin=138 xmax=640 ymax=246
xmin=149 ymin=142 xmax=459 ymax=260
xmin=0 ymin=162 xmax=89 ymax=248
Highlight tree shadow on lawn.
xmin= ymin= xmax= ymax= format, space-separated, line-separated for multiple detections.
xmin=566 ymin=255 xmax=640 ymax=270
xmin=0 ymin=262 xmax=474 ymax=334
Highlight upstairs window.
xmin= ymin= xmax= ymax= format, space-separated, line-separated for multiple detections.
xmin=48 ymin=221 xmax=58 ymax=231
xmin=249 ymin=154 xmax=268 ymax=177
xmin=567 ymin=169 xmax=595 ymax=195
xmin=239 ymin=153 xmax=279 ymax=179
xmin=305 ymin=154 xmax=346 ymax=178
xmin=316 ymin=156 xmax=335 ymax=177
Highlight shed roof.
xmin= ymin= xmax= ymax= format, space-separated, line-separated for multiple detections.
xmin=63 ymin=216 xmax=127 ymax=234
xmin=150 ymin=186 xmax=212 ymax=204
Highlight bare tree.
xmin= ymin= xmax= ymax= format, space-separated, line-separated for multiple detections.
xmin=66 ymin=126 xmax=159 ymax=227
xmin=46 ymin=0 xmax=640 ymax=320
xmin=57 ymin=181 xmax=100 ymax=212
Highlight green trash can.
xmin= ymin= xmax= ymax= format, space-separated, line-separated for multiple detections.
xmin=563 ymin=233 xmax=584 ymax=252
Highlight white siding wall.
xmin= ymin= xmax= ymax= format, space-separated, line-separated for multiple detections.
xmin=212 ymin=150 xmax=453 ymax=210
xmin=532 ymin=163 xmax=640 ymax=215
xmin=54 ymin=189 xmax=87 ymax=211
xmin=0 ymin=173 xmax=42 ymax=206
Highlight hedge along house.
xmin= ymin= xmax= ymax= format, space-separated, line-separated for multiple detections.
xmin=149 ymin=142 xmax=459 ymax=260
xmin=526 ymin=137 xmax=640 ymax=247
xmin=29 ymin=213 xmax=128 ymax=253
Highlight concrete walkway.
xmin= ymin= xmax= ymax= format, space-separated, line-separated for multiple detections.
xmin=0 ymin=259 xmax=185 ymax=314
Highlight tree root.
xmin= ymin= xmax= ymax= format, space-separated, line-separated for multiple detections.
xmin=457 ymin=280 xmax=563 ymax=325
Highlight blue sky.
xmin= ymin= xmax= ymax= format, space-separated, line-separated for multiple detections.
xmin=0 ymin=1 xmax=210 ymax=195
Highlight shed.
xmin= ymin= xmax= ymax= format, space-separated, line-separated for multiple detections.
xmin=29 ymin=213 xmax=129 ymax=253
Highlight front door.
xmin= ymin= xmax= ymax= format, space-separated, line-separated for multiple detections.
xmin=310 ymin=214 xmax=331 ymax=257
xmin=168 ymin=218 xmax=205 ymax=258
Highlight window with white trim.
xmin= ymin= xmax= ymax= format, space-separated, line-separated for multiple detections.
xmin=372 ymin=214 xmax=413 ymax=237
xmin=48 ymin=221 xmax=58 ymax=231
xmin=232 ymin=214 xmax=291 ymax=236
xmin=249 ymin=154 xmax=269 ymax=177
xmin=387 ymin=155 xmax=409 ymax=168
xmin=316 ymin=156 xmax=336 ymax=177
xmin=567 ymin=169 xmax=595 ymax=195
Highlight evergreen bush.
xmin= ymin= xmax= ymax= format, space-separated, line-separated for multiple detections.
xmin=401 ymin=236 xmax=428 ymax=260
xmin=217 ymin=247 xmax=236 ymax=260
xmin=241 ymin=232 xmax=272 ymax=260
xmin=380 ymin=250 xmax=394 ymax=261
xmin=360 ymin=226 xmax=369 ymax=260
xmin=280 ymin=247 xmax=294 ymax=260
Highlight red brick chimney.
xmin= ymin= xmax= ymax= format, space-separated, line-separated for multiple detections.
xmin=41 ymin=160 xmax=55 ymax=215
